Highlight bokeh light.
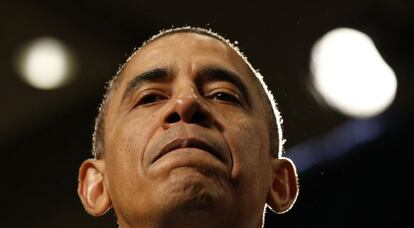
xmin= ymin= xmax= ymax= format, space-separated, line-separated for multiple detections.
xmin=15 ymin=37 xmax=76 ymax=90
xmin=310 ymin=28 xmax=397 ymax=118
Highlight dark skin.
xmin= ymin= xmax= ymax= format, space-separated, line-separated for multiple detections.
xmin=78 ymin=32 xmax=298 ymax=228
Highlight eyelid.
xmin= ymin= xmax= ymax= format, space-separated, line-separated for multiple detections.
xmin=207 ymin=88 xmax=240 ymax=98
xmin=206 ymin=88 xmax=243 ymax=104
xmin=133 ymin=89 xmax=169 ymax=108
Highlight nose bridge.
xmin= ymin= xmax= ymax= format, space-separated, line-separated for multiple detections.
xmin=176 ymin=85 xmax=199 ymax=104
xmin=163 ymin=81 xmax=212 ymax=128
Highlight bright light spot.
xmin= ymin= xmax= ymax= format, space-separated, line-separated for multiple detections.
xmin=310 ymin=28 xmax=397 ymax=118
xmin=16 ymin=37 xmax=75 ymax=90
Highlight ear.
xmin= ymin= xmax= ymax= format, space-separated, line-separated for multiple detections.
xmin=266 ymin=157 xmax=299 ymax=214
xmin=78 ymin=159 xmax=111 ymax=216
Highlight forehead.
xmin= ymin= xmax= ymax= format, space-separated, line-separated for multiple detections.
xmin=141 ymin=32 xmax=234 ymax=61
xmin=108 ymin=32 xmax=266 ymax=109
xmin=118 ymin=32 xmax=257 ymax=84
xmin=144 ymin=32 xmax=231 ymax=56
xmin=107 ymin=32 xmax=267 ymax=112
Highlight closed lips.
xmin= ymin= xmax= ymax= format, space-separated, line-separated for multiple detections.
xmin=154 ymin=138 xmax=226 ymax=164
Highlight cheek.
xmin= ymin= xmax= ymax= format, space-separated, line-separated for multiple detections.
xmin=223 ymin=116 xmax=272 ymax=210
xmin=104 ymin=115 xmax=159 ymax=206
xmin=109 ymin=113 xmax=160 ymax=172
xmin=224 ymin=117 xmax=271 ymax=181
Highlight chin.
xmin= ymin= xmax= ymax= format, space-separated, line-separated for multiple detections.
xmin=157 ymin=176 xmax=233 ymax=228
xmin=161 ymin=166 xmax=228 ymax=210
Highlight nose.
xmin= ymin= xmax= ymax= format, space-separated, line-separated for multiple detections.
xmin=162 ymin=87 xmax=212 ymax=129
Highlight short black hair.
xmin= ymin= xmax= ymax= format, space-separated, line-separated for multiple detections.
xmin=92 ymin=26 xmax=285 ymax=158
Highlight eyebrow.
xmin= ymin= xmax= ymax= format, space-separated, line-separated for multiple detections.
xmin=121 ymin=66 xmax=251 ymax=104
xmin=122 ymin=68 xmax=169 ymax=101
xmin=199 ymin=67 xmax=250 ymax=102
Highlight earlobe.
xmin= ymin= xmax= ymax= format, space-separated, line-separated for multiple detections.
xmin=78 ymin=159 xmax=111 ymax=216
xmin=266 ymin=157 xmax=299 ymax=214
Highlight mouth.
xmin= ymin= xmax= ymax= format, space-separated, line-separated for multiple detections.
xmin=153 ymin=138 xmax=227 ymax=164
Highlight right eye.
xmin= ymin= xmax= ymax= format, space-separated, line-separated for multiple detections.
xmin=136 ymin=93 xmax=167 ymax=107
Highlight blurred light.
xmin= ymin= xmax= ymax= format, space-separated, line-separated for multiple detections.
xmin=287 ymin=116 xmax=386 ymax=173
xmin=16 ymin=37 xmax=75 ymax=90
xmin=310 ymin=28 xmax=397 ymax=118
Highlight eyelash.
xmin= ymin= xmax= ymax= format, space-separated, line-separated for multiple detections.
xmin=207 ymin=89 xmax=241 ymax=104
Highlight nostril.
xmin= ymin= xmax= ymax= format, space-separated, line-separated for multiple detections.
xmin=166 ymin=112 xmax=180 ymax=123
xmin=190 ymin=112 xmax=208 ymax=124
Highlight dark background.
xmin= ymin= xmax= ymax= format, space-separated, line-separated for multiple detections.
xmin=1 ymin=0 xmax=412 ymax=227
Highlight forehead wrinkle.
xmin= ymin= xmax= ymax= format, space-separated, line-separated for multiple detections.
xmin=116 ymin=32 xmax=243 ymax=85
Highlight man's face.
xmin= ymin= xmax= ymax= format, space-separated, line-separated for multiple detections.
xmin=103 ymin=33 xmax=274 ymax=227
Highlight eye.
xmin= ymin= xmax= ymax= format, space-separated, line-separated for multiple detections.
xmin=209 ymin=90 xmax=241 ymax=104
xmin=136 ymin=93 xmax=167 ymax=107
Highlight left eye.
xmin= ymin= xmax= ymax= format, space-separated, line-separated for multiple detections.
xmin=210 ymin=91 xmax=240 ymax=104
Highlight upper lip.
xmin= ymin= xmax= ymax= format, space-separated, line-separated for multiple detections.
xmin=153 ymin=137 xmax=226 ymax=164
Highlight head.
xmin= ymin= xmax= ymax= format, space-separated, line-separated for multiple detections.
xmin=78 ymin=27 xmax=298 ymax=228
